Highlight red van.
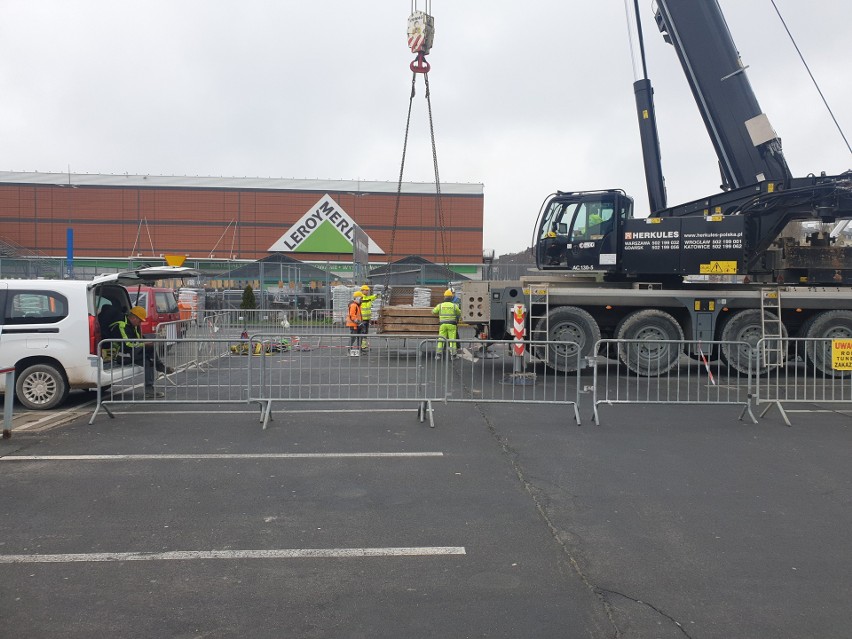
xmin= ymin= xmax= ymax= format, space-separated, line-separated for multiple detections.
xmin=124 ymin=286 xmax=180 ymax=336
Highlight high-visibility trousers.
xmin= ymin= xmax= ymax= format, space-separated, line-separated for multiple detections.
xmin=437 ymin=323 xmax=458 ymax=353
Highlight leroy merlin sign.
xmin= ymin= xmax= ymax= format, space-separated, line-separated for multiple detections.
xmin=268 ymin=194 xmax=384 ymax=254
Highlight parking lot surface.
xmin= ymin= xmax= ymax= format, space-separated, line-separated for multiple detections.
xmin=2 ymin=396 xmax=852 ymax=638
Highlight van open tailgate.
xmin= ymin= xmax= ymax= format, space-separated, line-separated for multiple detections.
xmin=90 ymin=266 xmax=199 ymax=288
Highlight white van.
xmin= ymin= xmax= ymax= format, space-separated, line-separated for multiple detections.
xmin=0 ymin=267 xmax=197 ymax=410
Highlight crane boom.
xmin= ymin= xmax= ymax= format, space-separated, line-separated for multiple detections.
xmin=654 ymin=0 xmax=792 ymax=190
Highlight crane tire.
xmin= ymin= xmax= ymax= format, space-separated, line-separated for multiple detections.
xmin=801 ymin=310 xmax=852 ymax=377
xmin=615 ymin=309 xmax=684 ymax=376
xmin=719 ymin=309 xmax=787 ymax=376
xmin=534 ymin=306 xmax=600 ymax=373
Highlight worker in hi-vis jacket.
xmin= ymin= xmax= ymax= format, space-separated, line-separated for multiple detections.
xmin=432 ymin=289 xmax=461 ymax=360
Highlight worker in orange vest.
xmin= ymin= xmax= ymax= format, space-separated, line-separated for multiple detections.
xmin=347 ymin=290 xmax=364 ymax=356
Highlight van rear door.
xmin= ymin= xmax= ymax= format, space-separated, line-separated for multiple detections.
xmin=90 ymin=266 xmax=199 ymax=288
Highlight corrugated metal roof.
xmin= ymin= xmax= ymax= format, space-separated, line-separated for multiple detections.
xmin=0 ymin=171 xmax=484 ymax=196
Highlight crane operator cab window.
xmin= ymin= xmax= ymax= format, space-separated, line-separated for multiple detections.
xmin=535 ymin=192 xmax=631 ymax=270
xmin=573 ymin=199 xmax=620 ymax=240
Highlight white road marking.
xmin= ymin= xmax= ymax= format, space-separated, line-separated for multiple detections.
xmin=13 ymin=402 xmax=95 ymax=430
xmin=109 ymin=408 xmax=415 ymax=415
xmin=786 ymin=409 xmax=852 ymax=413
xmin=0 ymin=547 xmax=467 ymax=564
xmin=1 ymin=452 xmax=443 ymax=461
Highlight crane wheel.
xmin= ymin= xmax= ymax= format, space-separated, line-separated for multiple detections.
xmin=718 ymin=309 xmax=787 ymax=376
xmin=534 ymin=306 xmax=600 ymax=373
xmin=801 ymin=310 xmax=852 ymax=377
xmin=615 ymin=309 xmax=684 ymax=376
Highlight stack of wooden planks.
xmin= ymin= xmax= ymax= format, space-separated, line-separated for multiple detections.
xmin=376 ymin=306 xmax=439 ymax=334
xmin=385 ymin=286 xmax=446 ymax=306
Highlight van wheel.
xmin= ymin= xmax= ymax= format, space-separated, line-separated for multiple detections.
xmin=16 ymin=364 xmax=69 ymax=410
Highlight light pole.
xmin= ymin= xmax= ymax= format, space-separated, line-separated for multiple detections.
xmin=482 ymin=249 xmax=495 ymax=280
xmin=346 ymin=189 xmax=368 ymax=283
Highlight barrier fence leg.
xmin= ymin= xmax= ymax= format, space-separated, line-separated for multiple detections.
xmin=590 ymin=353 xmax=602 ymax=426
xmin=260 ymin=400 xmax=273 ymax=430
xmin=738 ymin=401 xmax=759 ymax=425
xmin=88 ymin=368 xmax=114 ymax=425
xmin=3 ymin=370 xmax=14 ymax=438
xmin=417 ymin=400 xmax=435 ymax=428
xmin=759 ymin=400 xmax=790 ymax=427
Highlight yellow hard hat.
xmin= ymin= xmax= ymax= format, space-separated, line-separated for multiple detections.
xmin=444 ymin=289 xmax=454 ymax=297
xmin=129 ymin=306 xmax=147 ymax=321
xmin=360 ymin=284 xmax=370 ymax=291
xmin=353 ymin=290 xmax=363 ymax=298
xmin=547 ymin=231 xmax=557 ymax=238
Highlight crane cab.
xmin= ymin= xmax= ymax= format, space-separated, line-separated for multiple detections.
xmin=534 ymin=190 xmax=633 ymax=273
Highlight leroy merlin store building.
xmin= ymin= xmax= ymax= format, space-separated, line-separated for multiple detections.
xmin=0 ymin=172 xmax=485 ymax=293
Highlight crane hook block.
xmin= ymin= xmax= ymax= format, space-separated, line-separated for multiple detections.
xmin=407 ymin=10 xmax=435 ymax=55
xmin=410 ymin=52 xmax=431 ymax=74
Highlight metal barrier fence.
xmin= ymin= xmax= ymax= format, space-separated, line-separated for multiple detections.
xmin=198 ymin=309 xmax=340 ymax=338
xmin=248 ymin=334 xmax=584 ymax=429
xmin=89 ymin=337 xmax=255 ymax=423
xmin=447 ymin=339 xmax=582 ymax=425
xmin=247 ymin=333 xmax=444 ymax=429
xmin=755 ymin=337 xmax=852 ymax=426
xmin=154 ymin=310 xmax=341 ymax=343
xmin=591 ymin=339 xmax=757 ymax=425
xmin=2 ymin=366 xmax=13 ymax=438
xmin=87 ymin=333 xmax=852 ymax=429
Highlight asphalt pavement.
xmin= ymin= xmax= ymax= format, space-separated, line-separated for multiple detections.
xmin=1 ymin=389 xmax=851 ymax=638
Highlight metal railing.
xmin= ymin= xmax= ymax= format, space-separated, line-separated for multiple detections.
xmin=591 ymin=339 xmax=757 ymax=425
xmin=89 ymin=337 xmax=253 ymax=423
xmin=247 ymin=333 xmax=444 ymax=429
xmin=196 ymin=309 xmax=341 ymax=338
xmin=446 ymin=339 xmax=582 ymax=425
xmin=86 ymin=333 xmax=852 ymax=430
xmin=248 ymin=334 xmax=583 ymax=429
xmin=2 ymin=366 xmax=14 ymax=438
xmin=755 ymin=337 xmax=852 ymax=426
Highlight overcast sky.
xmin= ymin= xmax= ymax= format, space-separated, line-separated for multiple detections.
xmin=0 ymin=1 xmax=849 ymax=256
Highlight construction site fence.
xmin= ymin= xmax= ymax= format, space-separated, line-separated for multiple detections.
xmin=591 ymin=339 xmax=757 ymax=426
xmin=246 ymin=334 xmax=583 ymax=429
xmin=86 ymin=334 xmax=852 ymax=429
xmin=2 ymin=367 xmax=14 ymax=436
xmin=154 ymin=309 xmax=342 ymax=343
xmin=89 ymin=337 xmax=253 ymax=423
xmin=754 ymin=337 xmax=852 ymax=426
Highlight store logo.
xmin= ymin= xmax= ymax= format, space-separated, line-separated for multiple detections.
xmin=268 ymin=194 xmax=384 ymax=254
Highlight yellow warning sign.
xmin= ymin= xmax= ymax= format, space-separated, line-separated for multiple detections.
xmin=831 ymin=340 xmax=852 ymax=371
xmin=699 ymin=261 xmax=737 ymax=274
xmin=164 ymin=254 xmax=187 ymax=267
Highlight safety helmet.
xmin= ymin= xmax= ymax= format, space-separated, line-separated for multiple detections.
xmin=129 ymin=306 xmax=147 ymax=321
xmin=353 ymin=291 xmax=363 ymax=299
xmin=444 ymin=289 xmax=454 ymax=298
xmin=360 ymin=284 xmax=370 ymax=291
xmin=547 ymin=231 xmax=557 ymax=238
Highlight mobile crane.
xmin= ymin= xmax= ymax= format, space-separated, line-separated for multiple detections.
xmin=460 ymin=0 xmax=852 ymax=376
